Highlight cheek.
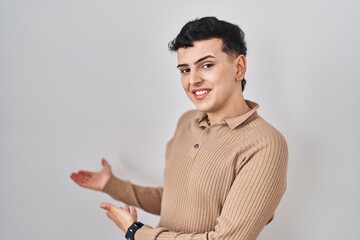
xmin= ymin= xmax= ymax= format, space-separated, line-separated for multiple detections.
xmin=181 ymin=77 xmax=189 ymax=91
xmin=214 ymin=72 xmax=237 ymax=93
xmin=206 ymin=66 xmax=230 ymax=84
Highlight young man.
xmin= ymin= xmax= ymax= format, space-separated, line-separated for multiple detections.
xmin=71 ymin=16 xmax=288 ymax=240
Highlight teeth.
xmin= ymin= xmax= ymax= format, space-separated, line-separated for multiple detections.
xmin=195 ymin=90 xmax=209 ymax=96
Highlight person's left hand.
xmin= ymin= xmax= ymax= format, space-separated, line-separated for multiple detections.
xmin=100 ymin=203 xmax=138 ymax=232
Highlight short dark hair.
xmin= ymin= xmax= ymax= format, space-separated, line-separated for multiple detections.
xmin=169 ymin=16 xmax=247 ymax=91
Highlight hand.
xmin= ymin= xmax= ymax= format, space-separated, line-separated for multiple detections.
xmin=100 ymin=203 xmax=138 ymax=233
xmin=70 ymin=158 xmax=112 ymax=191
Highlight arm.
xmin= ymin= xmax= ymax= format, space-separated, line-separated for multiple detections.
xmin=70 ymin=159 xmax=163 ymax=215
xmin=102 ymin=135 xmax=288 ymax=240
xmin=103 ymin=175 xmax=163 ymax=215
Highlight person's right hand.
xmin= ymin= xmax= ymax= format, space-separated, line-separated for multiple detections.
xmin=70 ymin=158 xmax=112 ymax=191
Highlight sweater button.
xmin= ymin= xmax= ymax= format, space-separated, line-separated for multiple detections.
xmin=194 ymin=144 xmax=199 ymax=149
xmin=205 ymin=128 xmax=211 ymax=134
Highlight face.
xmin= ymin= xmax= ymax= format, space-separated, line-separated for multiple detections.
xmin=177 ymin=38 xmax=246 ymax=120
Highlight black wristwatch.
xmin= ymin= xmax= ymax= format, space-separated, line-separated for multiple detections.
xmin=125 ymin=222 xmax=144 ymax=240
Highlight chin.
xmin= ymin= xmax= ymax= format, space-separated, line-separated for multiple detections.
xmin=194 ymin=104 xmax=211 ymax=113
xmin=190 ymin=98 xmax=213 ymax=112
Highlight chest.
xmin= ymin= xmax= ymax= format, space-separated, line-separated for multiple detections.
xmin=164 ymin=125 xmax=245 ymax=201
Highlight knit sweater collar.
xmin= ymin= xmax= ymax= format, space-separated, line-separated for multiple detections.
xmin=195 ymin=100 xmax=259 ymax=129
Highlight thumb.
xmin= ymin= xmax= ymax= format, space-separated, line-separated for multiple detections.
xmin=101 ymin=158 xmax=111 ymax=170
xmin=131 ymin=206 xmax=138 ymax=220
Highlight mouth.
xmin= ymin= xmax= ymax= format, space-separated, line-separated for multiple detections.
xmin=192 ymin=89 xmax=211 ymax=100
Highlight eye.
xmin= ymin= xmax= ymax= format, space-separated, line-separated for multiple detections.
xmin=202 ymin=63 xmax=214 ymax=69
xmin=179 ymin=68 xmax=190 ymax=74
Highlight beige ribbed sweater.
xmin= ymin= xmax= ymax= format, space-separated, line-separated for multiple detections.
xmin=103 ymin=100 xmax=288 ymax=240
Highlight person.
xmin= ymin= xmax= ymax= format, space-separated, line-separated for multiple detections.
xmin=70 ymin=16 xmax=288 ymax=240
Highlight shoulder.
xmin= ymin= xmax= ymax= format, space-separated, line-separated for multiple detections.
xmin=166 ymin=109 xmax=197 ymax=150
xmin=246 ymin=114 xmax=285 ymax=140
xmin=242 ymin=114 xmax=288 ymax=156
xmin=176 ymin=109 xmax=197 ymax=127
xmin=233 ymin=115 xmax=288 ymax=177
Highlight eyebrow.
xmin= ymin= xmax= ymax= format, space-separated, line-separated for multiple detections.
xmin=177 ymin=55 xmax=215 ymax=68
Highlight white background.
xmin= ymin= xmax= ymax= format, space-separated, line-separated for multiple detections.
xmin=0 ymin=0 xmax=359 ymax=239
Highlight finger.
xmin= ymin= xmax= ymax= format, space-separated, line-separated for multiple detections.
xmin=102 ymin=158 xmax=111 ymax=170
xmin=77 ymin=170 xmax=95 ymax=177
xmin=70 ymin=174 xmax=81 ymax=184
xmin=106 ymin=211 xmax=116 ymax=221
xmin=75 ymin=174 xmax=91 ymax=184
xmin=70 ymin=173 xmax=78 ymax=181
xmin=73 ymin=173 xmax=90 ymax=180
xmin=100 ymin=202 xmax=113 ymax=211
xmin=70 ymin=174 xmax=89 ymax=186
xmin=100 ymin=203 xmax=107 ymax=210
xmin=131 ymin=206 xmax=138 ymax=220
xmin=102 ymin=158 xmax=109 ymax=167
xmin=124 ymin=204 xmax=130 ymax=212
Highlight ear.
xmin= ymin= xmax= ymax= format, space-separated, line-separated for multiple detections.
xmin=235 ymin=55 xmax=247 ymax=82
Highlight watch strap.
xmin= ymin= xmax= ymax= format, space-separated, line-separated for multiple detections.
xmin=125 ymin=222 xmax=144 ymax=240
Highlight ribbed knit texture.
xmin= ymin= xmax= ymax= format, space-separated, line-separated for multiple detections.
xmin=103 ymin=100 xmax=288 ymax=240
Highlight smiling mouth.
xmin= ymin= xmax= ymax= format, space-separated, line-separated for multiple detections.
xmin=192 ymin=89 xmax=211 ymax=99
xmin=193 ymin=89 xmax=210 ymax=95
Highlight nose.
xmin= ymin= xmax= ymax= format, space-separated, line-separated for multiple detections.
xmin=189 ymin=71 xmax=203 ymax=85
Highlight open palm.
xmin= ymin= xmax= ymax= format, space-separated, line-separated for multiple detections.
xmin=70 ymin=159 xmax=112 ymax=191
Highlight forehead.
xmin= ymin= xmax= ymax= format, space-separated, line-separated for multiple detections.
xmin=177 ymin=38 xmax=226 ymax=63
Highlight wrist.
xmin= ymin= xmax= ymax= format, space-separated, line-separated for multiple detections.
xmin=100 ymin=174 xmax=113 ymax=191
xmin=125 ymin=222 xmax=143 ymax=240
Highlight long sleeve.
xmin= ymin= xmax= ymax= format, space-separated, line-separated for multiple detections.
xmin=134 ymin=128 xmax=288 ymax=240
xmin=102 ymin=175 xmax=163 ymax=215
